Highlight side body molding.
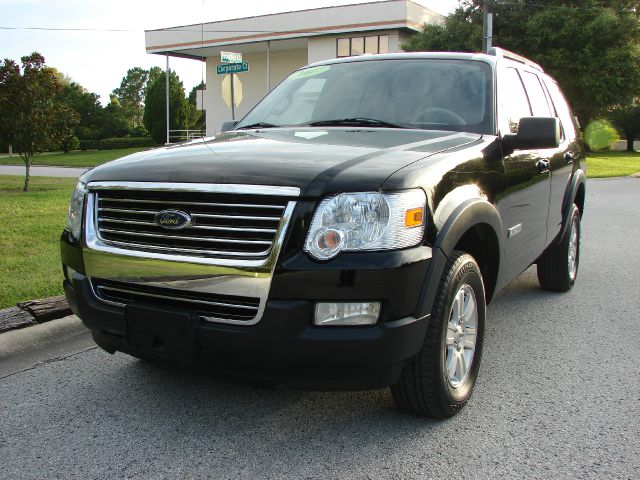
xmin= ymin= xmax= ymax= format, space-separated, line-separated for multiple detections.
xmin=414 ymin=197 xmax=504 ymax=318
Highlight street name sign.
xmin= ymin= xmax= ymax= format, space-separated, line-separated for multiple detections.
xmin=220 ymin=51 xmax=242 ymax=63
xmin=216 ymin=62 xmax=249 ymax=75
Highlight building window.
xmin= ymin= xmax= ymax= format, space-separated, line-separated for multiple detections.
xmin=337 ymin=38 xmax=350 ymax=57
xmin=336 ymin=35 xmax=389 ymax=57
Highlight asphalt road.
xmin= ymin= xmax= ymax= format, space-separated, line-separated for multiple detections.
xmin=1 ymin=177 xmax=639 ymax=479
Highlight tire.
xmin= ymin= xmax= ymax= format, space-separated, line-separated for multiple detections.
xmin=391 ymin=251 xmax=486 ymax=418
xmin=537 ymin=204 xmax=581 ymax=292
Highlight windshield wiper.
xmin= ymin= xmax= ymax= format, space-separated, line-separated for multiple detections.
xmin=236 ymin=122 xmax=280 ymax=130
xmin=305 ymin=118 xmax=408 ymax=129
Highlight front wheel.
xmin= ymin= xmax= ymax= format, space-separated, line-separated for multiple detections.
xmin=537 ymin=204 xmax=581 ymax=292
xmin=391 ymin=251 xmax=486 ymax=418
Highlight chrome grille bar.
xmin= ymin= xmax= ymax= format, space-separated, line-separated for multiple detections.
xmin=99 ymin=197 xmax=285 ymax=210
xmin=99 ymin=228 xmax=273 ymax=245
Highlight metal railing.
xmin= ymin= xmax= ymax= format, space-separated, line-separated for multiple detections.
xmin=167 ymin=129 xmax=206 ymax=143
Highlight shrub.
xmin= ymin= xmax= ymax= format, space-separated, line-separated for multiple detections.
xmin=68 ymin=136 xmax=80 ymax=152
xmin=130 ymin=125 xmax=149 ymax=138
xmin=584 ymin=119 xmax=620 ymax=151
xmin=79 ymin=139 xmax=99 ymax=150
xmin=98 ymin=137 xmax=156 ymax=150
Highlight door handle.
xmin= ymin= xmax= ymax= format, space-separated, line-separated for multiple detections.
xmin=536 ymin=159 xmax=550 ymax=173
xmin=564 ymin=151 xmax=575 ymax=164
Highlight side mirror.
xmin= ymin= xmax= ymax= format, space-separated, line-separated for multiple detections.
xmin=220 ymin=120 xmax=238 ymax=132
xmin=503 ymin=117 xmax=560 ymax=151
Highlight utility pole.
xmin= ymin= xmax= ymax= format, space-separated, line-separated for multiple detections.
xmin=165 ymin=55 xmax=170 ymax=145
xmin=482 ymin=0 xmax=493 ymax=53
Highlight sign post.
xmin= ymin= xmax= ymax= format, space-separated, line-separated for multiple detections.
xmin=217 ymin=54 xmax=249 ymax=121
xmin=230 ymin=73 xmax=235 ymax=120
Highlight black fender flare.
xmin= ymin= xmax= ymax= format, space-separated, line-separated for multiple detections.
xmin=558 ymin=168 xmax=586 ymax=242
xmin=415 ymin=199 xmax=503 ymax=318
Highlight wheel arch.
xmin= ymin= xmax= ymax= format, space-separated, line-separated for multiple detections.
xmin=415 ymin=199 xmax=503 ymax=318
xmin=560 ymin=168 xmax=586 ymax=240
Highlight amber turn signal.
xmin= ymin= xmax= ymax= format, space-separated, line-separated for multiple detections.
xmin=405 ymin=207 xmax=424 ymax=227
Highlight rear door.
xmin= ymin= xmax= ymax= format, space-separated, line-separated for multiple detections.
xmin=540 ymin=78 xmax=581 ymax=244
xmin=497 ymin=65 xmax=551 ymax=280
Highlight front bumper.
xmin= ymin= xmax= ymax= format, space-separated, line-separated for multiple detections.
xmin=62 ymin=232 xmax=432 ymax=390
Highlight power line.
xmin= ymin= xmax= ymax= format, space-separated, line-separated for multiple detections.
xmin=0 ymin=26 xmax=314 ymax=33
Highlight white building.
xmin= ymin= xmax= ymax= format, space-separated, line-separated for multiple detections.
xmin=145 ymin=0 xmax=442 ymax=136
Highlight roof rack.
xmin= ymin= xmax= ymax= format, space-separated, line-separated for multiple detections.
xmin=487 ymin=47 xmax=543 ymax=72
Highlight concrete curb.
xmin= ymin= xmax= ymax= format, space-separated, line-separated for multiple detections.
xmin=0 ymin=315 xmax=95 ymax=378
xmin=0 ymin=296 xmax=72 ymax=334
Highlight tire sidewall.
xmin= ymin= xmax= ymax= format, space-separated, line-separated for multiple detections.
xmin=437 ymin=257 xmax=486 ymax=406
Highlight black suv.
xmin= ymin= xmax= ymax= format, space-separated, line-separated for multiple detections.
xmin=61 ymin=48 xmax=585 ymax=418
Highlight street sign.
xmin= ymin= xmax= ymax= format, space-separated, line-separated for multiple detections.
xmin=216 ymin=62 xmax=249 ymax=75
xmin=222 ymin=74 xmax=242 ymax=110
xmin=220 ymin=51 xmax=242 ymax=63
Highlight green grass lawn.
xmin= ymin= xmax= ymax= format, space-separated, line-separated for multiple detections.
xmin=587 ymin=151 xmax=640 ymax=178
xmin=0 ymin=147 xmax=151 ymax=168
xmin=0 ymin=176 xmax=76 ymax=308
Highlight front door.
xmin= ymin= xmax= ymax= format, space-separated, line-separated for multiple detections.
xmin=497 ymin=66 xmax=551 ymax=280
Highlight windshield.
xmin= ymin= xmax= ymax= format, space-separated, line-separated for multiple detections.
xmin=236 ymin=59 xmax=494 ymax=134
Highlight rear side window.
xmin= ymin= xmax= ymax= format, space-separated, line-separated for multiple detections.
xmin=500 ymin=67 xmax=532 ymax=134
xmin=522 ymin=71 xmax=553 ymax=117
xmin=544 ymin=79 xmax=577 ymax=141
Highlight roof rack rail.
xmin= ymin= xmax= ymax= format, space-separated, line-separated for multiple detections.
xmin=487 ymin=47 xmax=543 ymax=72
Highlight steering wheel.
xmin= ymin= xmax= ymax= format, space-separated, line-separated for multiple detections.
xmin=411 ymin=107 xmax=466 ymax=125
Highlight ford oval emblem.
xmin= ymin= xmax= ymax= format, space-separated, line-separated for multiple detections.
xmin=154 ymin=210 xmax=192 ymax=230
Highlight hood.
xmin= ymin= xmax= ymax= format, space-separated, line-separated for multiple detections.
xmin=86 ymin=128 xmax=482 ymax=197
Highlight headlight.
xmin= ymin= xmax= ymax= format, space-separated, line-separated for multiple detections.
xmin=304 ymin=190 xmax=426 ymax=260
xmin=66 ymin=181 xmax=87 ymax=240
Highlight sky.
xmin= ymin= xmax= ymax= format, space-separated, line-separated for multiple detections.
xmin=0 ymin=0 xmax=459 ymax=104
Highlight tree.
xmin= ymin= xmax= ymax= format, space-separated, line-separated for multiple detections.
xmin=403 ymin=1 xmax=640 ymax=124
xmin=143 ymin=69 xmax=190 ymax=144
xmin=113 ymin=67 xmax=149 ymax=128
xmin=101 ymin=95 xmax=131 ymax=139
xmin=0 ymin=53 xmax=79 ymax=191
xmin=609 ymin=99 xmax=640 ymax=151
xmin=187 ymin=81 xmax=206 ymax=131
xmin=61 ymin=81 xmax=104 ymax=141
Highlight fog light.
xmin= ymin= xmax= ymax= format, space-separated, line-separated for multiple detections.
xmin=314 ymin=302 xmax=381 ymax=326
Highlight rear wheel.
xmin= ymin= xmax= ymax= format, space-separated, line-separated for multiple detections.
xmin=391 ymin=251 xmax=486 ymax=418
xmin=537 ymin=204 xmax=581 ymax=292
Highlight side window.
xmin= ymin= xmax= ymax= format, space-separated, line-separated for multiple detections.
xmin=544 ymin=79 xmax=577 ymax=141
xmin=500 ymin=67 xmax=532 ymax=134
xmin=521 ymin=71 xmax=553 ymax=117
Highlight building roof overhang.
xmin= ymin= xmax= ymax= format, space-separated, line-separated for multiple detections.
xmin=145 ymin=0 xmax=442 ymax=58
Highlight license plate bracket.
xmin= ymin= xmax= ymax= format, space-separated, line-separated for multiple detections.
xmin=126 ymin=304 xmax=197 ymax=360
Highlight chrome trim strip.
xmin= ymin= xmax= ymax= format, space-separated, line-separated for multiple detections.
xmin=88 ymin=181 xmax=301 ymax=197
xmin=99 ymin=227 xmax=273 ymax=245
xmin=89 ymin=237 xmax=272 ymax=258
xmin=94 ymin=284 xmax=258 ymax=311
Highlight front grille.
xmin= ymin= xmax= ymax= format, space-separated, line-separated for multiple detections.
xmin=92 ymin=278 xmax=260 ymax=322
xmin=94 ymin=189 xmax=289 ymax=259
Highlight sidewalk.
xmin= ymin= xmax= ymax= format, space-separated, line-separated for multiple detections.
xmin=0 ymin=315 xmax=93 ymax=378
xmin=0 ymin=165 xmax=89 ymax=178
